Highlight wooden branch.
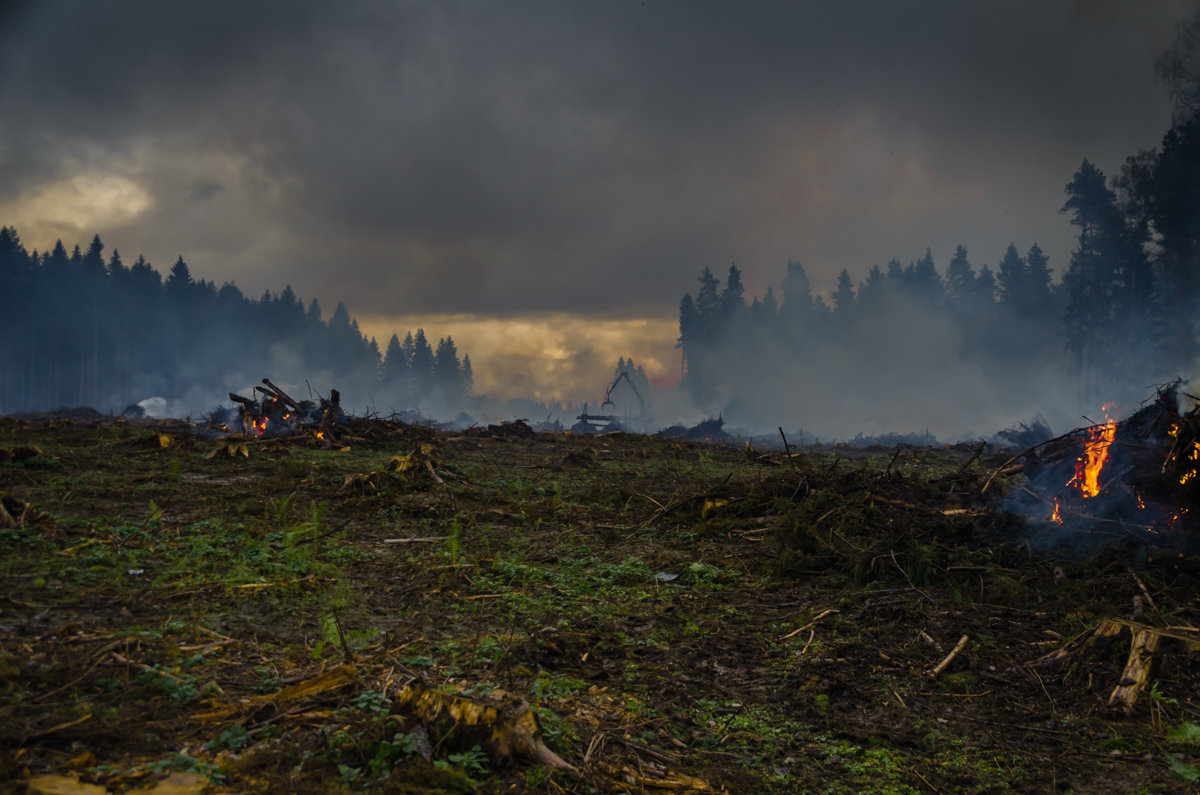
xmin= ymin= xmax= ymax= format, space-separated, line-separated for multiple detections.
xmin=929 ymin=634 xmax=969 ymax=678
xmin=262 ymin=378 xmax=303 ymax=411
xmin=777 ymin=608 xmax=839 ymax=641
xmin=954 ymin=442 xmax=987 ymax=476
xmin=778 ymin=426 xmax=798 ymax=471
xmin=382 ymin=536 xmax=450 ymax=544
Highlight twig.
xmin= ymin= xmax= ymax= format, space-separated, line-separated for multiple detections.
xmin=778 ymin=608 xmax=839 ymax=640
xmin=332 ymin=611 xmax=354 ymax=662
xmin=298 ymin=517 xmax=353 ymax=545
xmin=583 ymin=731 xmax=607 ymax=764
xmin=980 ymin=429 xmax=1085 ymax=494
xmin=911 ymin=768 xmax=944 ymax=794
xmin=1128 ymin=568 xmax=1160 ymax=617
xmin=929 ymin=634 xmax=970 ymax=678
xmin=954 ymin=441 xmax=986 ymax=476
xmin=382 ymin=536 xmax=450 ymax=544
xmin=178 ymin=637 xmax=240 ymax=653
xmin=885 ymin=445 xmax=905 ymax=476
xmin=890 ymin=549 xmax=937 ymax=605
xmin=26 ymin=712 xmax=93 ymax=740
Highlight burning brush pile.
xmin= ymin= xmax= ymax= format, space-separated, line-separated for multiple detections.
xmin=1007 ymin=382 xmax=1200 ymax=548
xmin=204 ymin=378 xmax=345 ymax=441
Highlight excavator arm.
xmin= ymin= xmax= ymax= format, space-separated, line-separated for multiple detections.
xmin=601 ymin=371 xmax=646 ymax=416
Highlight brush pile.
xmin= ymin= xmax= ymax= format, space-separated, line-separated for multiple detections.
xmin=1006 ymin=382 xmax=1200 ymax=547
xmin=205 ymin=378 xmax=344 ymax=440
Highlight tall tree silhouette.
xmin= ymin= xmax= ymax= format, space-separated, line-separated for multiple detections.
xmin=1059 ymin=159 xmax=1126 ymax=396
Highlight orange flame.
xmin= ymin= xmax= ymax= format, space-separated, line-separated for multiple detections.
xmin=1070 ymin=407 xmax=1116 ymax=498
xmin=1180 ymin=441 xmax=1200 ymax=486
xmin=1049 ymin=498 xmax=1063 ymax=525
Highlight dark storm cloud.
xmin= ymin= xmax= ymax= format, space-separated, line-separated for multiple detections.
xmin=1 ymin=1 xmax=1196 ymax=314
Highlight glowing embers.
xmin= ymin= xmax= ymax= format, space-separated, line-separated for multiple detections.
xmin=1067 ymin=405 xmax=1117 ymax=498
xmin=1049 ymin=498 xmax=1063 ymax=525
xmin=1177 ymin=441 xmax=1200 ymax=486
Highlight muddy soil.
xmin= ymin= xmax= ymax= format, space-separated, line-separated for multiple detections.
xmin=2 ymin=417 xmax=1200 ymax=793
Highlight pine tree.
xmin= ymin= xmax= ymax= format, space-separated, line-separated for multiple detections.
xmin=410 ymin=329 xmax=435 ymax=403
xmin=694 ymin=267 xmax=721 ymax=345
xmin=1059 ymin=159 xmax=1126 ymax=395
xmin=995 ymin=244 xmax=1026 ymax=307
xmin=944 ymin=245 xmax=975 ymax=307
xmin=975 ymin=265 xmax=997 ymax=304
xmin=459 ymin=354 xmax=474 ymax=397
xmin=1023 ymin=243 xmax=1054 ymax=316
xmin=383 ymin=334 xmax=407 ymax=397
xmin=779 ymin=260 xmax=813 ymax=344
xmin=677 ymin=293 xmax=700 ymax=379
xmin=831 ymin=269 xmax=856 ymax=317
xmin=1148 ymin=118 xmax=1200 ymax=368
xmin=434 ymin=336 xmax=462 ymax=399
xmin=720 ymin=263 xmax=746 ymax=327
xmin=910 ymin=248 xmax=943 ymax=303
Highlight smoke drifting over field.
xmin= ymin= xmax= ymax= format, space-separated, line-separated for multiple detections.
xmin=3 ymin=3 xmax=1200 ymax=437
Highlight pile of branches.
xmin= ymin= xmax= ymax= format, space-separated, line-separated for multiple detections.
xmin=202 ymin=378 xmax=452 ymax=452
xmin=656 ymin=416 xmax=728 ymax=442
xmin=1005 ymin=382 xmax=1200 ymax=544
xmin=205 ymin=378 xmax=344 ymax=440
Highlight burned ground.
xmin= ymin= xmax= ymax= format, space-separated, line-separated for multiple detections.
xmin=2 ymin=419 xmax=1200 ymax=793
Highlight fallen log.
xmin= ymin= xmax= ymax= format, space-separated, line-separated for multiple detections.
xmin=262 ymin=378 xmax=303 ymax=412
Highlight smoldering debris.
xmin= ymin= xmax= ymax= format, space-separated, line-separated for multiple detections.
xmin=1000 ymin=382 xmax=1200 ymax=550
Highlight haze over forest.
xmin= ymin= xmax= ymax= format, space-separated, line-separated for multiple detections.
xmin=3 ymin=2 xmax=1200 ymax=439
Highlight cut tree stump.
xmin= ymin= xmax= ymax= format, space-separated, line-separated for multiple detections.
xmin=1020 ymin=618 xmax=1200 ymax=713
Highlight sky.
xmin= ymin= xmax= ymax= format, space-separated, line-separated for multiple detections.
xmin=1 ymin=0 xmax=1197 ymax=412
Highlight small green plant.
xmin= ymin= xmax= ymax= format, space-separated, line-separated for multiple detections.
xmin=364 ymin=731 xmax=426 ymax=782
xmin=444 ymin=517 xmax=462 ymax=566
xmin=337 ymin=763 xmax=362 ymax=786
xmin=686 ymin=561 xmax=725 ymax=586
xmin=530 ymin=672 xmax=589 ymax=701
xmin=435 ymin=744 xmax=488 ymax=777
xmin=267 ymin=491 xmax=297 ymax=521
xmin=1170 ymin=721 xmax=1200 ymax=747
xmin=1167 ymin=753 xmax=1200 ymax=784
xmin=135 ymin=665 xmax=213 ymax=701
xmin=252 ymin=665 xmax=284 ymax=693
xmin=1151 ymin=681 xmax=1179 ymax=732
xmin=814 ymin=693 xmax=831 ymax=729
xmin=207 ymin=725 xmax=250 ymax=751
xmin=349 ymin=689 xmax=392 ymax=717
xmin=532 ymin=706 xmax=577 ymax=753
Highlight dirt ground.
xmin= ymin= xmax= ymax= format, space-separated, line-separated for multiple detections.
xmin=3 ymin=416 xmax=1200 ymax=793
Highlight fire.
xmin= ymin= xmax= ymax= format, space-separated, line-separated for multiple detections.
xmin=1069 ymin=407 xmax=1116 ymax=498
xmin=1179 ymin=441 xmax=1200 ymax=486
xmin=1049 ymin=498 xmax=1063 ymax=524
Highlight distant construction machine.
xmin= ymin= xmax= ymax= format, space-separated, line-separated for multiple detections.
xmin=572 ymin=371 xmax=648 ymax=433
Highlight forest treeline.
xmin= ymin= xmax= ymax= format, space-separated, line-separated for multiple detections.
xmin=678 ymin=23 xmax=1200 ymax=425
xmin=0 ymin=231 xmax=472 ymax=416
